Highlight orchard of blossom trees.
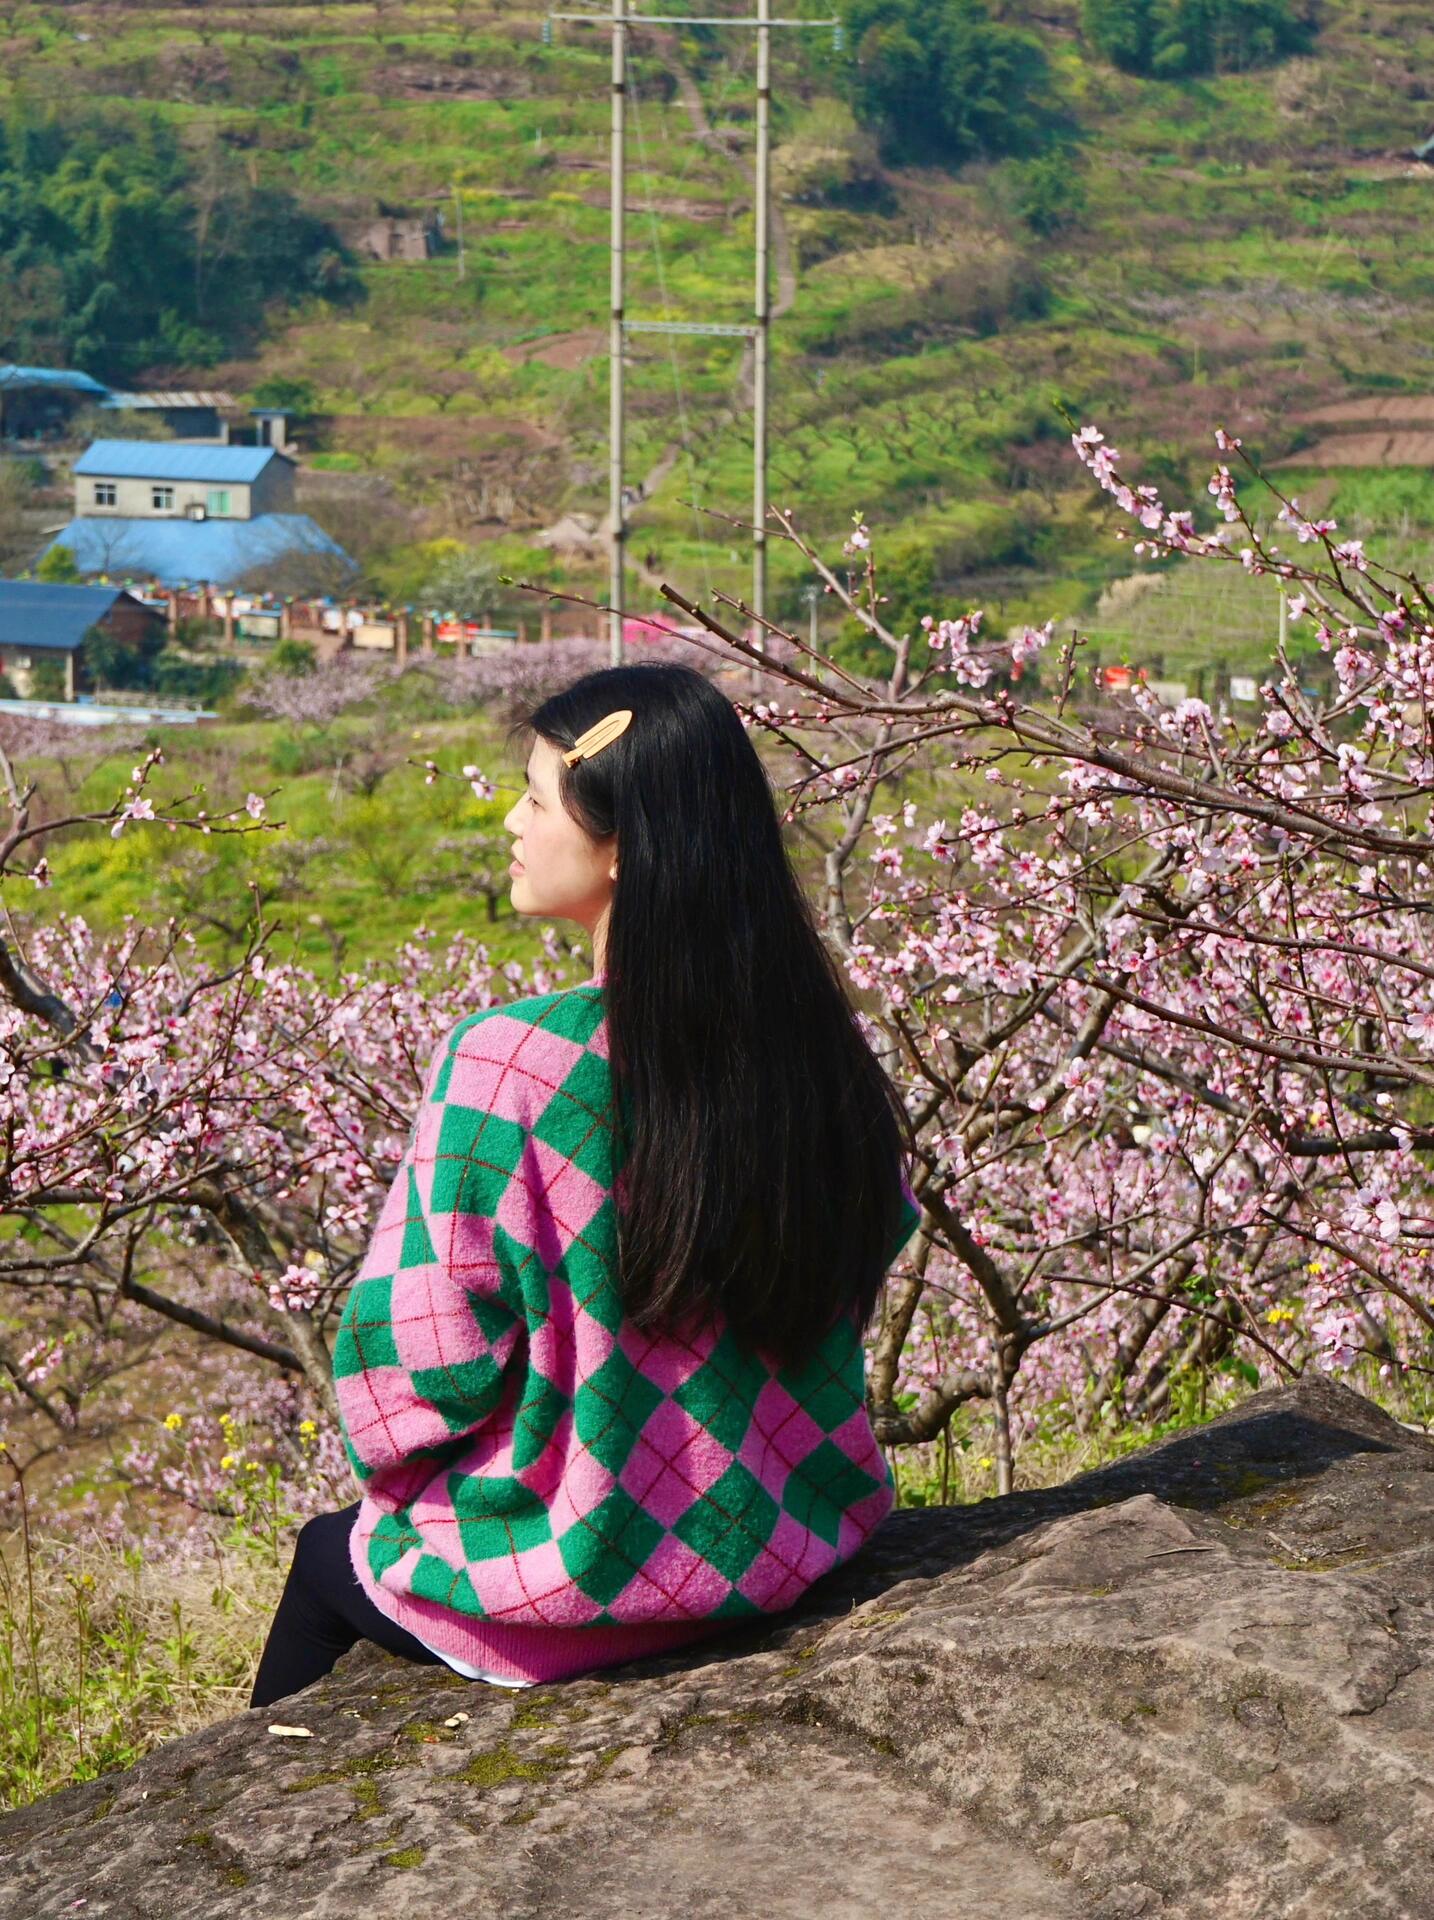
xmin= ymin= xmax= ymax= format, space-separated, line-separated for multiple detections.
xmin=0 ymin=425 xmax=1428 ymax=1557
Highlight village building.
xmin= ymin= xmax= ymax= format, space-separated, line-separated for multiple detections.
xmin=99 ymin=390 xmax=238 ymax=440
xmin=0 ymin=365 xmax=110 ymax=442
xmin=73 ymin=439 xmax=298 ymax=519
xmin=0 ymin=580 xmax=165 ymax=701
xmin=47 ymin=440 xmax=353 ymax=588
xmin=249 ymin=408 xmax=295 ymax=452
xmin=350 ymin=211 xmax=444 ymax=262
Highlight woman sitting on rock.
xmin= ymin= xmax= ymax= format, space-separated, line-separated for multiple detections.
xmin=249 ymin=661 xmax=921 ymax=1709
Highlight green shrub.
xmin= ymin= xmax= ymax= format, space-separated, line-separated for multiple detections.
xmin=269 ymin=636 xmax=318 ymax=676
xmin=1010 ymin=151 xmax=1088 ymax=236
xmin=84 ymin=620 xmax=167 ymax=692
xmin=1080 ymin=0 xmax=1315 ymax=77
xmin=28 ymin=658 xmax=67 ymax=700
xmin=808 ymin=242 xmax=1047 ymax=355
xmin=268 ymin=729 xmax=335 ymax=777
xmin=148 ymin=657 xmax=246 ymax=706
xmin=248 ymin=375 xmax=320 ymax=420
xmin=839 ymin=0 xmax=1052 ymax=166
xmin=35 ymin=545 xmax=81 ymax=585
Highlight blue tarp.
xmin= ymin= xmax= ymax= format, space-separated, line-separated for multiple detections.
xmin=0 ymin=365 xmax=110 ymax=396
xmin=49 ymin=514 xmax=355 ymax=587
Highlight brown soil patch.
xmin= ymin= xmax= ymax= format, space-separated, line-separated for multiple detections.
xmin=577 ymin=192 xmax=726 ymax=221
xmin=503 ymin=329 xmax=603 ymax=371
xmin=324 ymin=412 xmax=561 ymax=455
xmin=375 ymin=62 xmax=533 ymax=101
xmin=1342 ymin=157 xmax=1434 ymax=181
xmin=1298 ymin=395 xmax=1434 ymax=426
xmin=1282 ymin=430 xmax=1434 ymax=467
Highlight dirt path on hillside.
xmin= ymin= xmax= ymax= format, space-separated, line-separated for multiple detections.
xmin=670 ymin=62 xmax=797 ymax=328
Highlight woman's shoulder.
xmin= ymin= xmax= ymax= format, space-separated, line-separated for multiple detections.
xmin=452 ymin=977 xmax=605 ymax=1043
xmin=434 ymin=981 xmax=608 ymax=1121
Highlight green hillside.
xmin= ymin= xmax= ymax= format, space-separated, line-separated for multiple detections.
xmin=4 ymin=0 xmax=1434 ymax=649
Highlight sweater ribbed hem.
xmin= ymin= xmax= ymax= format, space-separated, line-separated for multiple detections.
xmin=347 ymin=1515 xmax=722 ymax=1684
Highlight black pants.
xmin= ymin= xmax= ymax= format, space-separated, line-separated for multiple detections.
xmin=248 ymin=1501 xmax=442 ymax=1711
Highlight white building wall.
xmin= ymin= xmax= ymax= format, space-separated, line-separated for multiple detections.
xmin=78 ymin=476 xmax=255 ymax=520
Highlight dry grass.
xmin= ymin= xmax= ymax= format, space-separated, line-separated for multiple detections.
xmin=0 ymin=1514 xmax=288 ymax=1810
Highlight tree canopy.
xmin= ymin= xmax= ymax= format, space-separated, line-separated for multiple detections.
xmin=0 ymin=104 xmax=355 ymax=380
xmin=1080 ymin=0 xmax=1315 ymax=77
xmin=839 ymin=0 xmax=1051 ymax=166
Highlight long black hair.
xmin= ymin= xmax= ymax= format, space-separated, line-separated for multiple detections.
xmin=511 ymin=662 xmax=915 ymax=1369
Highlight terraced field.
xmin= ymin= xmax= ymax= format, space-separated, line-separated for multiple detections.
xmin=4 ymin=0 xmax=1434 ymax=660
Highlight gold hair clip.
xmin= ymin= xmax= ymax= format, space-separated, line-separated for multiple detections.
xmin=562 ymin=708 xmax=633 ymax=766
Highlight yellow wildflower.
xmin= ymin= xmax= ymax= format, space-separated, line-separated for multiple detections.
xmin=220 ymin=1453 xmax=238 ymax=1471
xmin=1265 ymin=1305 xmax=1297 ymax=1326
xmin=298 ymin=1419 xmax=318 ymax=1437
xmin=163 ymin=1412 xmax=184 ymax=1432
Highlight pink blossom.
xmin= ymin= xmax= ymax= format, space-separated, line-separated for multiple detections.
xmin=110 ymin=797 xmax=155 ymax=838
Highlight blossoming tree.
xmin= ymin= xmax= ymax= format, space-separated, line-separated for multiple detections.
xmin=0 ymin=430 xmax=1428 ymax=1531
xmin=654 ymin=425 xmax=1434 ymax=1484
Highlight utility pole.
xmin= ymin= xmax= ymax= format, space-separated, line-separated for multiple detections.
xmin=452 ymin=180 xmax=466 ymax=281
xmin=801 ymin=581 xmax=819 ymax=651
xmin=609 ymin=0 xmax=627 ymax=664
xmin=752 ymin=0 xmax=770 ymax=664
xmin=550 ymin=7 xmax=834 ymax=668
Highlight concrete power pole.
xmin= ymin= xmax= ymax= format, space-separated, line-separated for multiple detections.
xmin=609 ymin=0 xmax=627 ymax=664
xmin=452 ymin=180 xmax=466 ymax=281
xmin=752 ymin=0 xmax=771 ymax=664
xmin=551 ymin=5 xmax=833 ymax=668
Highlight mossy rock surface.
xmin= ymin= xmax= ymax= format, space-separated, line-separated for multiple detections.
xmin=2 ymin=1380 xmax=1432 ymax=1918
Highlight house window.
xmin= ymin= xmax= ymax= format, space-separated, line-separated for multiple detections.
xmin=206 ymin=489 xmax=231 ymax=516
xmin=94 ymin=482 xmax=116 ymax=507
xmin=152 ymin=485 xmax=174 ymax=511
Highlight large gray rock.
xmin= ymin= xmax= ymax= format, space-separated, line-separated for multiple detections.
xmin=2 ymin=1377 xmax=1432 ymax=1919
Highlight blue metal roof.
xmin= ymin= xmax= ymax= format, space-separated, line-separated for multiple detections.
xmin=74 ymin=440 xmax=288 ymax=483
xmin=0 ymin=365 xmax=110 ymax=396
xmin=49 ymin=515 xmax=355 ymax=588
xmin=0 ymin=581 xmax=133 ymax=653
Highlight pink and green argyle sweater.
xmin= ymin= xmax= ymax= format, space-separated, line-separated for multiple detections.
xmin=333 ymin=973 xmax=920 ymax=1682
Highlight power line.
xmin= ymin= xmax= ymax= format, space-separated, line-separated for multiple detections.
xmin=548 ymin=3 xmax=836 ymax=664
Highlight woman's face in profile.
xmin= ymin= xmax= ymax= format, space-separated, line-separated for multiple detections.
xmin=502 ymin=735 xmax=617 ymax=931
